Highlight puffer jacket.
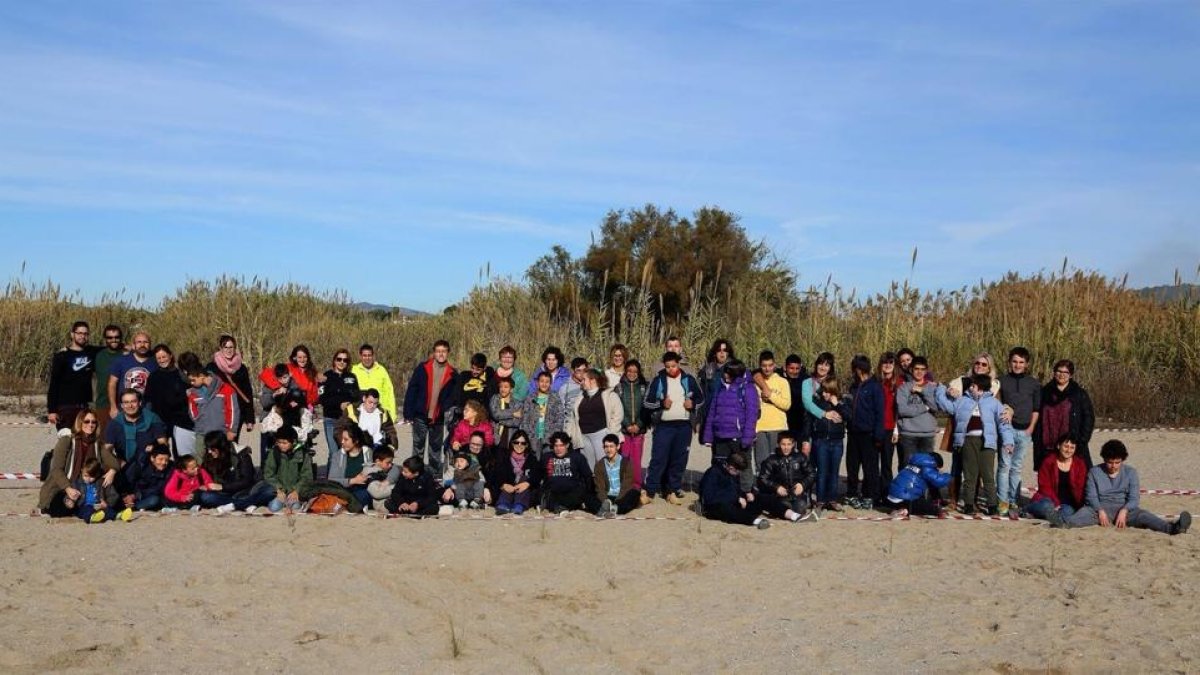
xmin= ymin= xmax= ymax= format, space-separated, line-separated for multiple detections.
xmin=700 ymin=372 xmax=760 ymax=447
xmin=755 ymin=450 xmax=816 ymax=495
xmin=888 ymin=453 xmax=952 ymax=502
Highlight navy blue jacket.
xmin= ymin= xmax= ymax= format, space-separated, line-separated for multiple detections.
xmin=847 ymin=377 xmax=887 ymax=442
xmin=124 ymin=460 xmax=171 ymax=500
xmin=699 ymin=461 xmax=743 ymax=509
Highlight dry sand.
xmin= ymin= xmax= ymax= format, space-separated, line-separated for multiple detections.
xmin=1 ymin=413 xmax=1198 ymax=673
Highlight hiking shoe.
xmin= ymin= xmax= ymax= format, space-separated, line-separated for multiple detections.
xmin=118 ymin=507 xmax=133 ymax=522
xmin=755 ymin=518 xmax=771 ymax=530
xmin=665 ymin=492 xmax=683 ymax=506
xmin=639 ymin=490 xmax=652 ymax=506
xmin=1172 ymin=511 xmax=1192 ymax=535
xmin=89 ymin=510 xmax=107 ymax=524
xmin=1046 ymin=509 xmax=1067 ymax=528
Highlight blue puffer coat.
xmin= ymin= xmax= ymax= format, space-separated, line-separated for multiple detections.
xmin=700 ymin=373 xmax=760 ymax=447
xmin=888 ymin=453 xmax=951 ymax=502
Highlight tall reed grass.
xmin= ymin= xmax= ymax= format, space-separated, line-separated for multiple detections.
xmin=2 ymin=266 xmax=1196 ymax=424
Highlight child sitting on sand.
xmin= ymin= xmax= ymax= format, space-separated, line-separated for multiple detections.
xmin=754 ymin=431 xmax=817 ymax=522
xmin=540 ymin=431 xmax=599 ymax=514
xmin=65 ymin=458 xmax=131 ymax=523
xmin=362 ymin=446 xmax=397 ymax=511
xmin=593 ymin=434 xmax=642 ymax=517
xmin=442 ymin=451 xmax=485 ymax=509
xmin=698 ymin=452 xmax=770 ymax=529
xmin=384 ymin=456 xmax=440 ymax=517
xmin=262 ymin=426 xmax=314 ymax=513
xmin=122 ymin=445 xmax=172 ymax=511
xmin=163 ymin=454 xmax=229 ymax=510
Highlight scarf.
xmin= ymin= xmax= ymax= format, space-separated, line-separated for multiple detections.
xmin=510 ymin=451 xmax=527 ymax=478
xmin=118 ymin=413 xmax=155 ymax=462
xmin=213 ymin=350 xmax=242 ymax=376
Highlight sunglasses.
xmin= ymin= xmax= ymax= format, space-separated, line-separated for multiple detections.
xmin=81 ymin=419 xmax=98 ymax=425
xmin=974 ymin=361 xmax=989 ymax=367
xmin=511 ymin=441 xmax=528 ymax=446
xmin=334 ymin=357 xmax=349 ymax=363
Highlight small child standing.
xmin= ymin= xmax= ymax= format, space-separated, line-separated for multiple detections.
xmin=809 ymin=379 xmax=850 ymax=511
xmin=443 ymin=451 xmax=485 ymax=509
xmin=65 ymin=458 xmax=130 ymax=523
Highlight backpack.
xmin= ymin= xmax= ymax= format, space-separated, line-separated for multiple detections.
xmin=307 ymin=493 xmax=348 ymax=515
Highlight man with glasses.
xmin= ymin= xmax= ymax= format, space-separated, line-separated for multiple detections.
xmin=46 ymin=321 xmax=102 ymax=430
xmin=106 ymin=331 xmax=157 ymax=420
xmin=93 ymin=324 xmax=126 ymax=430
xmin=103 ymin=389 xmax=169 ymax=468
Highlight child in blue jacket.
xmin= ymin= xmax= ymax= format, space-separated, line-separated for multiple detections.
xmin=698 ymin=452 xmax=770 ymax=529
xmin=886 ymin=453 xmax=951 ymax=516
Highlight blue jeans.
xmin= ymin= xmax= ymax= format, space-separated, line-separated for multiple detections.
xmin=197 ymin=490 xmax=232 ymax=509
xmin=1024 ymin=497 xmax=1076 ymax=521
xmin=997 ymin=429 xmax=1030 ymax=505
xmin=323 ymin=418 xmax=341 ymax=469
xmin=645 ymin=421 xmax=691 ymax=495
xmin=813 ymin=437 xmax=844 ymax=504
xmin=411 ymin=418 xmax=446 ymax=477
xmin=134 ymin=494 xmax=162 ymax=511
xmin=233 ymin=481 xmax=277 ymax=510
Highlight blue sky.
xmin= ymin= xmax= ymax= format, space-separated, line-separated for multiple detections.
xmin=1 ymin=1 xmax=1197 ymax=312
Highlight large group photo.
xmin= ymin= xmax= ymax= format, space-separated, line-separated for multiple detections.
xmin=2 ymin=1 xmax=1199 ymax=672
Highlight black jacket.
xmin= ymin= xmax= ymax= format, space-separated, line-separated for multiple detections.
xmin=318 ymin=369 xmax=361 ymax=419
xmin=1034 ymin=380 xmax=1095 ymax=460
xmin=145 ymin=367 xmax=193 ymax=429
xmin=541 ymin=451 xmax=592 ymax=492
xmin=386 ymin=471 xmax=440 ymax=514
xmin=699 ymin=461 xmax=742 ymax=510
xmin=784 ymin=374 xmax=809 ymax=440
xmin=490 ymin=451 xmax=543 ymax=490
xmin=204 ymin=447 xmax=257 ymax=496
xmin=124 ymin=459 xmax=171 ymax=499
xmin=808 ymin=397 xmax=850 ymax=441
xmin=206 ymin=362 xmax=255 ymax=429
xmin=756 ymin=451 xmax=816 ymax=495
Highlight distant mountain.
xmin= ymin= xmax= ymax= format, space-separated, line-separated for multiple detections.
xmin=350 ymin=302 xmax=430 ymax=318
xmin=1137 ymin=284 xmax=1200 ymax=304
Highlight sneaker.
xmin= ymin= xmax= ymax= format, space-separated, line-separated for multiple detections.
xmin=755 ymin=517 xmax=771 ymax=530
xmin=665 ymin=492 xmax=683 ymax=506
xmin=824 ymin=501 xmax=843 ymax=512
xmin=495 ymin=506 xmax=510 ymax=516
xmin=468 ymin=500 xmax=482 ymax=510
xmin=674 ymin=489 xmax=686 ymax=499
xmin=1046 ymin=509 xmax=1066 ymax=528
xmin=639 ymin=490 xmax=652 ymax=506
xmin=1008 ymin=508 xmax=1020 ymax=521
xmin=118 ymin=507 xmax=133 ymax=522
xmin=89 ymin=510 xmax=107 ymax=524
xmin=189 ymin=505 xmax=201 ymax=514
xmin=216 ymin=503 xmax=236 ymax=515
xmin=457 ymin=499 xmax=468 ymax=509
xmin=512 ymin=504 xmax=525 ymax=516
xmin=245 ymin=506 xmax=258 ymax=515
xmin=1172 ymin=511 xmax=1192 ymax=535
xmin=998 ymin=501 xmax=1010 ymax=517
xmin=599 ymin=499 xmax=613 ymax=517
xmin=161 ymin=507 xmax=179 ymax=514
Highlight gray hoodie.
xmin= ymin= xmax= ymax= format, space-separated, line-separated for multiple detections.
xmin=895 ymin=380 xmax=940 ymax=437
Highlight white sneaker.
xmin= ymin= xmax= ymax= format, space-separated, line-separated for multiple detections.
xmin=189 ymin=505 xmax=201 ymax=514
xmin=161 ymin=507 xmax=178 ymax=514
xmin=244 ymin=506 xmax=258 ymax=515
xmin=216 ymin=503 xmax=236 ymax=515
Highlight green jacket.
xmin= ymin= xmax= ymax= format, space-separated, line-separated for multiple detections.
xmin=264 ymin=443 xmax=314 ymax=494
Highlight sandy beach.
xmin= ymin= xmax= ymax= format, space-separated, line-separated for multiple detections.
xmin=1 ymin=414 xmax=1198 ymax=673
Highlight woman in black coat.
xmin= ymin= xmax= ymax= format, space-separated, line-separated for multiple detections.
xmin=1033 ymin=359 xmax=1095 ymax=469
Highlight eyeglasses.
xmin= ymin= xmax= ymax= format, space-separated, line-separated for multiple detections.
xmin=511 ymin=441 xmax=528 ymax=446
xmin=334 ymin=357 xmax=348 ymax=363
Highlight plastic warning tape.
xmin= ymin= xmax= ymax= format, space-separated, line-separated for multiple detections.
xmin=0 ymin=473 xmax=40 ymax=480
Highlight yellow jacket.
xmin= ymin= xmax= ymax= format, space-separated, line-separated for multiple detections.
xmin=351 ymin=363 xmax=397 ymax=420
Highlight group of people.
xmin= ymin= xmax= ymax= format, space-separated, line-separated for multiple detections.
xmin=37 ymin=322 xmax=1190 ymax=536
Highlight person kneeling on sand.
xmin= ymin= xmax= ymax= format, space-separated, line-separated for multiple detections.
xmin=886 ymin=452 xmax=951 ymax=517
xmin=1051 ymin=440 xmax=1191 ymax=535
xmin=698 ymin=452 xmax=770 ymax=529
xmin=754 ymin=431 xmax=817 ymax=522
